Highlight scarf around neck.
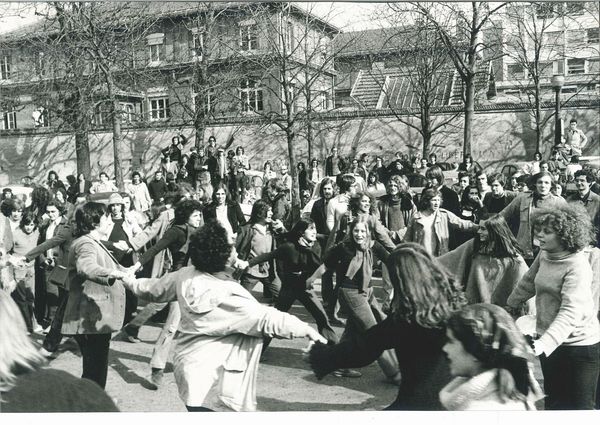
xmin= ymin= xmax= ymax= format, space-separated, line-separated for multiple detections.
xmin=345 ymin=239 xmax=374 ymax=293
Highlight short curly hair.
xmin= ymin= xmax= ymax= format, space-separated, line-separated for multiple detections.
xmin=532 ymin=204 xmax=595 ymax=253
xmin=189 ymin=220 xmax=232 ymax=273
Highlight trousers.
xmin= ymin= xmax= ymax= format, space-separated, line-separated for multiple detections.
xmin=74 ymin=333 xmax=112 ymax=389
xmin=540 ymin=342 xmax=600 ymax=410
xmin=338 ymin=287 xmax=399 ymax=379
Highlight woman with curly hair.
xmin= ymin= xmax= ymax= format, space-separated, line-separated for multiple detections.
xmin=506 ymin=204 xmax=600 ymax=410
xmin=121 ymin=220 xmax=326 ymax=411
xmin=378 ymin=175 xmax=417 ymax=243
xmin=441 ymin=304 xmax=543 ymax=410
xmin=309 ymin=242 xmax=466 ymax=409
xmin=439 ymin=214 xmax=528 ymax=307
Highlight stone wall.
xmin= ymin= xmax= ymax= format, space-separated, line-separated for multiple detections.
xmin=0 ymin=105 xmax=597 ymax=185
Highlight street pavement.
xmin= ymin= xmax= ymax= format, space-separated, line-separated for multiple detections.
xmin=33 ymin=278 xmax=399 ymax=412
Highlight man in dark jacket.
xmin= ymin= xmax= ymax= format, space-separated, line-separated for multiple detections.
xmin=309 ymin=177 xmax=342 ymax=324
xmin=148 ymin=171 xmax=168 ymax=206
xmin=425 ymin=165 xmax=460 ymax=216
xmin=325 ymin=147 xmax=346 ymax=177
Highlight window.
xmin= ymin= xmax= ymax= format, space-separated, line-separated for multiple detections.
xmin=543 ymin=31 xmax=564 ymax=50
xmin=36 ymin=52 xmax=46 ymax=77
xmin=1 ymin=107 xmax=17 ymax=130
xmin=316 ymin=91 xmax=329 ymax=110
xmin=506 ymin=63 xmax=525 ymax=80
xmin=588 ymin=28 xmax=599 ymax=44
xmin=191 ymin=28 xmax=204 ymax=60
xmin=284 ymin=20 xmax=294 ymax=51
xmin=504 ymin=89 xmax=521 ymax=96
xmin=553 ymin=59 xmax=565 ymax=75
xmin=567 ymin=58 xmax=586 ymax=74
xmin=239 ymin=23 xmax=258 ymax=51
xmin=282 ymin=83 xmax=296 ymax=113
xmin=239 ymin=79 xmax=263 ymax=112
xmin=120 ymin=103 xmax=136 ymax=122
xmin=149 ymin=98 xmax=170 ymax=120
xmin=537 ymin=61 xmax=554 ymax=77
xmin=589 ymin=59 xmax=600 ymax=75
xmin=0 ymin=54 xmax=10 ymax=80
xmin=92 ymin=103 xmax=110 ymax=127
xmin=567 ymin=30 xmax=585 ymax=47
xmin=561 ymin=85 xmax=578 ymax=94
xmin=33 ymin=106 xmax=49 ymax=127
xmin=146 ymin=33 xmax=165 ymax=63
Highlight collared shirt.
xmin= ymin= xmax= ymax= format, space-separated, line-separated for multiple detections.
xmin=46 ymin=217 xmax=62 ymax=258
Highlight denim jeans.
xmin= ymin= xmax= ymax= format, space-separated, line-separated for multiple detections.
xmin=240 ymin=274 xmax=281 ymax=300
xmin=124 ymin=301 xmax=169 ymax=337
xmin=338 ymin=287 xmax=399 ymax=378
xmin=275 ymin=284 xmax=338 ymax=344
xmin=43 ymin=287 xmax=68 ymax=352
xmin=150 ymin=300 xmax=181 ymax=370
xmin=540 ymin=342 xmax=600 ymax=410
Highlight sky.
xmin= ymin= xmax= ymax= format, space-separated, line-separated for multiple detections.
xmin=0 ymin=1 xmax=388 ymax=34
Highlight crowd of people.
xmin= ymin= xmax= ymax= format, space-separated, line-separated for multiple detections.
xmin=0 ymin=128 xmax=599 ymax=413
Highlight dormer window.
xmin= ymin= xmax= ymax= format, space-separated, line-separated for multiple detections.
xmin=147 ymin=33 xmax=165 ymax=63
xmin=191 ymin=28 xmax=204 ymax=60
xmin=239 ymin=20 xmax=258 ymax=51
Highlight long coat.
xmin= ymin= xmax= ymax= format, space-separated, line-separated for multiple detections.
xmin=61 ymin=235 xmax=126 ymax=335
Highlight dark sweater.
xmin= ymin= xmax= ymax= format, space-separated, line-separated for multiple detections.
xmin=0 ymin=368 xmax=118 ymax=412
xmin=147 ymin=179 xmax=168 ymax=203
xmin=310 ymin=316 xmax=451 ymax=410
xmin=248 ymin=241 xmax=321 ymax=287
xmin=138 ymin=224 xmax=189 ymax=271
xmin=324 ymin=240 xmax=389 ymax=290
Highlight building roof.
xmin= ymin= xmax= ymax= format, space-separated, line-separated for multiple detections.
xmin=335 ymin=27 xmax=419 ymax=57
xmin=350 ymin=61 xmax=493 ymax=110
xmin=0 ymin=1 xmax=340 ymax=42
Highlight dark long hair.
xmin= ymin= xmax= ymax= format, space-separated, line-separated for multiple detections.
xmin=474 ymin=215 xmax=522 ymax=258
xmin=74 ymin=202 xmax=106 ymax=237
xmin=287 ymin=218 xmax=315 ymax=243
xmin=447 ymin=304 xmax=541 ymax=405
xmin=386 ymin=242 xmax=466 ymax=328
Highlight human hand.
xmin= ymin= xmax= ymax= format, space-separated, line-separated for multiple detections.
xmin=113 ymin=240 xmax=130 ymax=252
xmin=306 ymin=327 xmax=327 ymax=344
xmin=7 ymin=254 xmax=27 ymax=268
xmin=233 ymin=259 xmax=249 ymax=270
xmin=532 ymin=340 xmax=544 ymax=356
xmin=121 ymin=273 xmax=137 ymax=288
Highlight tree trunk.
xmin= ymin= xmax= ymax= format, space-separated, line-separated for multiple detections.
xmin=535 ymin=80 xmax=542 ymax=154
xmin=107 ymin=78 xmax=124 ymax=189
xmin=195 ymin=124 xmax=205 ymax=151
xmin=306 ymin=113 xmax=313 ymax=161
xmin=111 ymin=97 xmax=124 ymax=190
xmin=75 ymin=128 xmax=91 ymax=178
xmin=286 ymin=127 xmax=301 ymax=223
xmin=463 ymin=74 xmax=475 ymax=158
xmin=421 ymin=108 xmax=431 ymax=158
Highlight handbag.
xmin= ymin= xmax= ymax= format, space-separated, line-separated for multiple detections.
xmin=48 ymin=263 xmax=69 ymax=287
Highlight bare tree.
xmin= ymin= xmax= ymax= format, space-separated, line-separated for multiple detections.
xmin=502 ymin=2 xmax=599 ymax=153
xmin=368 ymin=11 xmax=461 ymax=158
xmin=405 ymin=1 xmax=507 ymax=157
xmin=236 ymin=2 xmax=343 ymax=214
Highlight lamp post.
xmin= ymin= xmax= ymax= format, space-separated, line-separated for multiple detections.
xmin=551 ymin=74 xmax=565 ymax=147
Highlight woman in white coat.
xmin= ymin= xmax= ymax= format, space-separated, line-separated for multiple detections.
xmin=122 ymin=220 xmax=326 ymax=412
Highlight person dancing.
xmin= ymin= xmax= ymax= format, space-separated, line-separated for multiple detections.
xmin=121 ymin=220 xmax=327 ymax=411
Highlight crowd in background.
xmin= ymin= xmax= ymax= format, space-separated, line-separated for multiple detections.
xmin=0 ymin=119 xmax=599 ymax=412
